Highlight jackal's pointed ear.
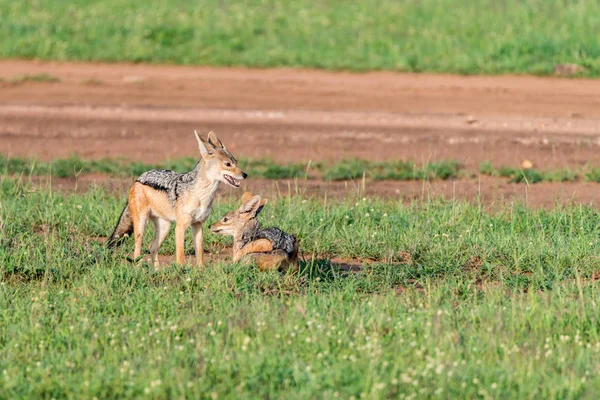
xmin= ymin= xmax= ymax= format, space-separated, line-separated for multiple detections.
xmin=194 ymin=130 xmax=213 ymax=156
xmin=239 ymin=195 xmax=262 ymax=216
xmin=256 ymin=198 xmax=268 ymax=215
xmin=207 ymin=131 xmax=225 ymax=150
xmin=241 ymin=191 xmax=254 ymax=204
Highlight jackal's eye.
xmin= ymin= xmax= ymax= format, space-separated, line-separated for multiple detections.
xmin=224 ymin=162 xmax=232 ymax=167
xmin=222 ymin=217 xmax=228 ymax=222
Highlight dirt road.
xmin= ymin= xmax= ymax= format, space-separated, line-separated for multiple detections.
xmin=2 ymin=60 xmax=600 ymax=205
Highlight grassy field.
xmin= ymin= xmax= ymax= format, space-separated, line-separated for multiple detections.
xmin=1 ymin=0 xmax=600 ymax=76
xmin=7 ymin=153 xmax=600 ymax=184
xmin=0 ymin=154 xmax=463 ymax=181
xmin=2 ymin=177 xmax=600 ymax=398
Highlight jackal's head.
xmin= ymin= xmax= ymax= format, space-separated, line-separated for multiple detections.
xmin=194 ymin=130 xmax=247 ymax=188
xmin=209 ymin=192 xmax=267 ymax=237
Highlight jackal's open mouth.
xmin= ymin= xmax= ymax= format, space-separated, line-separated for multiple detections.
xmin=223 ymin=174 xmax=240 ymax=187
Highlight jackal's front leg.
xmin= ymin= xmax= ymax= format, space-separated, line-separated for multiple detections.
xmin=192 ymin=222 xmax=204 ymax=267
xmin=175 ymin=223 xmax=187 ymax=265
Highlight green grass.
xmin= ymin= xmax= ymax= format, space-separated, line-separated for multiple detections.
xmin=239 ymin=159 xmax=310 ymax=180
xmin=2 ymin=177 xmax=600 ymax=397
xmin=10 ymin=154 xmax=600 ymax=186
xmin=479 ymin=162 xmax=585 ymax=184
xmin=0 ymin=155 xmax=313 ymax=180
xmin=323 ymin=159 xmax=462 ymax=181
xmin=9 ymin=154 xmax=600 ymax=184
xmin=2 ymin=0 xmax=600 ymax=76
xmin=0 ymin=154 xmax=463 ymax=182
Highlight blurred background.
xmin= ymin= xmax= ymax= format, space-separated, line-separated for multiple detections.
xmin=1 ymin=0 xmax=600 ymax=205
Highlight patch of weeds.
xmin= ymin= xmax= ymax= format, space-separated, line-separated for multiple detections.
xmin=52 ymin=156 xmax=90 ymax=178
xmin=498 ymin=166 xmax=516 ymax=178
xmin=479 ymin=161 xmax=497 ymax=176
xmin=342 ymin=160 xmax=461 ymax=181
xmin=585 ymin=167 xmax=600 ymax=183
xmin=323 ymin=158 xmax=370 ymax=181
xmin=509 ymin=169 xmax=544 ymax=184
xmin=371 ymin=161 xmax=417 ymax=180
xmin=425 ymin=160 xmax=461 ymax=180
xmin=545 ymin=169 xmax=579 ymax=183
xmin=239 ymin=159 xmax=309 ymax=179
xmin=9 ymin=73 xmax=61 ymax=85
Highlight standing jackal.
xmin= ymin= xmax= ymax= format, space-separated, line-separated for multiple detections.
xmin=209 ymin=192 xmax=299 ymax=271
xmin=107 ymin=131 xmax=247 ymax=267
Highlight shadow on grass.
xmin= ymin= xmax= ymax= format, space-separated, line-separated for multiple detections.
xmin=297 ymin=257 xmax=363 ymax=281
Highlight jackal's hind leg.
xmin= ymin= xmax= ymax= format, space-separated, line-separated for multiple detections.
xmin=131 ymin=211 xmax=149 ymax=262
xmin=244 ymin=250 xmax=288 ymax=272
xmin=240 ymin=239 xmax=273 ymax=256
xmin=149 ymin=217 xmax=171 ymax=267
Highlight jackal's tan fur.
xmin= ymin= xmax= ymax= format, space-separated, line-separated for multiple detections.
xmin=107 ymin=131 xmax=246 ymax=267
xmin=209 ymin=192 xmax=299 ymax=271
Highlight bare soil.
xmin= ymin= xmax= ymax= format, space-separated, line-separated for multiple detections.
xmin=3 ymin=60 xmax=600 ymax=206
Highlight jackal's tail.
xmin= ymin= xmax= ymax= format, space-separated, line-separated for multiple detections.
xmin=107 ymin=203 xmax=133 ymax=249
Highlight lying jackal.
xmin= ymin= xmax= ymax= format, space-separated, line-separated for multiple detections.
xmin=209 ymin=192 xmax=299 ymax=271
xmin=107 ymin=131 xmax=247 ymax=267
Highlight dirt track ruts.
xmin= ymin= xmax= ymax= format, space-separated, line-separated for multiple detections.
xmin=2 ymin=60 xmax=600 ymax=205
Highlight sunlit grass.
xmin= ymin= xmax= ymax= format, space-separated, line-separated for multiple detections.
xmin=1 ymin=177 xmax=600 ymax=397
xmin=1 ymin=0 xmax=600 ymax=76
xmin=6 ymin=154 xmax=600 ymax=185
xmin=0 ymin=154 xmax=463 ymax=181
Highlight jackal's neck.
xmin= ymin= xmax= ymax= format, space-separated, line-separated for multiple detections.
xmin=190 ymin=160 xmax=217 ymax=188
xmin=184 ymin=160 xmax=204 ymax=182
xmin=180 ymin=160 xmax=220 ymax=203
